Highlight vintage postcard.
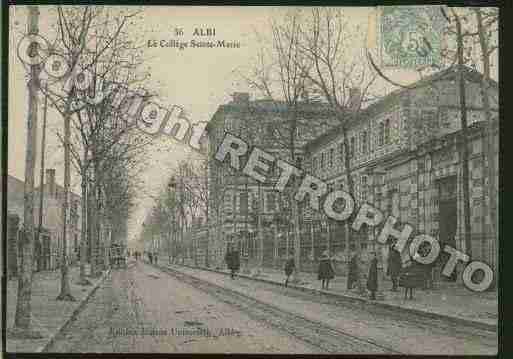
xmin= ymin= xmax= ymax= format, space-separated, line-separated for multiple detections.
xmin=5 ymin=4 xmax=499 ymax=355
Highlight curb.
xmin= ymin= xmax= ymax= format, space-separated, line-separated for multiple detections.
xmin=35 ymin=269 xmax=111 ymax=353
xmin=170 ymin=262 xmax=497 ymax=333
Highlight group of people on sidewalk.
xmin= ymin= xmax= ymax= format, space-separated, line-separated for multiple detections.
xmin=224 ymin=239 xmax=431 ymax=301
xmin=286 ymin=239 xmax=432 ymax=301
xmin=146 ymin=251 xmax=159 ymax=264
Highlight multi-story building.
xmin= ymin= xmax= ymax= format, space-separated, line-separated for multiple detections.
xmin=205 ymin=93 xmax=341 ymax=268
xmin=203 ymin=66 xmax=498 ymax=282
xmin=303 ymin=66 xmax=498 ymax=279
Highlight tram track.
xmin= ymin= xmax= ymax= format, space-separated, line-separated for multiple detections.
xmin=156 ymin=264 xmax=404 ymax=354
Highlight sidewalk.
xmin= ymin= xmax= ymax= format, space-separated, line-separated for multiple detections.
xmin=163 ymin=257 xmax=497 ymax=332
xmin=6 ymin=265 xmax=109 ymax=353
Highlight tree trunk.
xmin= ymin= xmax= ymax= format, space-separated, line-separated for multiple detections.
xmin=11 ymin=6 xmax=43 ymax=337
xmin=455 ymin=13 xmax=472 ymax=260
xmin=90 ymin=179 xmax=101 ymax=277
xmin=78 ymin=164 xmax=91 ymax=285
xmin=341 ymin=124 xmax=365 ymax=294
xmin=475 ymin=8 xmax=498 ymax=280
xmin=257 ymin=182 xmax=264 ymax=272
xmin=290 ymin=196 xmax=302 ymax=282
xmin=56 ymin=111 xmax=75 ymax=301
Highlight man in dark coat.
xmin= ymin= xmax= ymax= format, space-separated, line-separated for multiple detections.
xmin=284 ymin=255 xmax=295 ymax=287
xmin=318 ymin=250 xmax=335 ymax=289
xmin=387 ymin=243 xmax=402 ymax=292
xmin=367 ymin=252 xmax=379 ymax=300
xmin=347 ymin=251 xmax=359 ymax=290
xmin=225 ymin=245 xmax=240 ymax=279
xmin=230 ymin=249 xmax=240 ymax=279
xmin=225 ymin=245 xmax=233 ymax=273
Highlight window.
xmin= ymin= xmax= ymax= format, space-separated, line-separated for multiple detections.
xmin=329 ymin=148 xmax=334 ymax=167
xmin=384 ymin=119 xmax=391 ymax=144
xmin=240 ymin=192 xmax=248 ymax=215
xmin=296 ymin=156 xmax=303 ymax=169
xmin=360 ymin=131 xmax=368 ymax=154
xmin=360 ymin=176 xmax=368 ymax=201
xmin=338 ymin=142 xmax=344 ymax=162
xmin=378 ymin=122 xmax=385 ymax=146
xmin=251 ymin=193 xmax=258 ymax=212
xmin=267 ymin=192 xmax=276 ymax=212
xmin=350 ymin=137 xmax=356 ymax=157
xmin=266 ymin=123 xmax=274 ymax=137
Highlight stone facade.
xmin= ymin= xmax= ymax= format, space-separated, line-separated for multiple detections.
xmin=205 ymin=94 xmax=339 ymax=267
xmin=304 ymin=67 xmax=499 ymax=278
xmin=202 ymin=67 xmax=498 ymax=281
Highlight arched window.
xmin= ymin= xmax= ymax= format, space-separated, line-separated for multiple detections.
xmin=338 ymin=141 xmax=344 ymax=162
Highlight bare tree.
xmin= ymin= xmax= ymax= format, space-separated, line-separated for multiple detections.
xmin=239 ymin=9 xmax=314 ymax=282
xmin=296 ymin=8 xmax=378 ymax=293
xmin=474 ymin=7 xmax=498 ymax=280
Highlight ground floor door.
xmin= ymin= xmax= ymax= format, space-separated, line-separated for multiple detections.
xmin=437 ymin=176 xmax=458 ymax=282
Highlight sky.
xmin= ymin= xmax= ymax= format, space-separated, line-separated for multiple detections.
xmin=8 ymin=6 xmax=498 ymax=247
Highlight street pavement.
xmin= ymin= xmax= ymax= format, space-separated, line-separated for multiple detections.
xmin=45 ymin=259 xmax=496 ymax=354
xmin=6 ymin=265 xmax=108 ymax=352
xmin=45 ymin=260 xmax=316 ymax=353
xmin=177 ymin=256 xmax=497 ymax=329
xmin=163 ymin=261 xmax=497 ymax=355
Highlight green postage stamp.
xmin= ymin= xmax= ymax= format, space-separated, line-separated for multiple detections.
xmin=380 ymin=6 xmax=445 ymax=69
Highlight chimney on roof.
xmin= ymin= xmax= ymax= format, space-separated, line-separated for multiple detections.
xmin=232 ymin=92 xmax=249 ymax=104
xmin=349 ymin=87 xmax=362 ymax=112
xmin=46 ymin=168 xmax=56 ymax=197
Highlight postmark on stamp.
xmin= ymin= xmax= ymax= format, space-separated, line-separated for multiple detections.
xmin=380 ymin=6 xmax=445 ymax=69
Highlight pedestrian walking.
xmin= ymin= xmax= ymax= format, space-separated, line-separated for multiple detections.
xmin=284 ymin=255 xmax=295 ymax=287
xmin=225 ymin=245 xmax=240 ymax=279
xmin=318 ymin=250 xmax=335 ymax=290
xmin=225 ymin=245 xmax=232 ymax=272
xmin=148 ymin=252 xmax=153 ymax=264
xmin=347 ymin=251 xmax=359 ymax=290
xmin=387 ymin=242 xmax=402 ymax=292
xmin=231 ymin=249 xmax=240 ymax=279
xmin=367 ymin=252 xmax=379 ymax=300
xmin=399 ymin=253 xmax=425 ymax=300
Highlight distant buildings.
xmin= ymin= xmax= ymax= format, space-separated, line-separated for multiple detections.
xmin=6 ymin=169 xmax=82 ymax=277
